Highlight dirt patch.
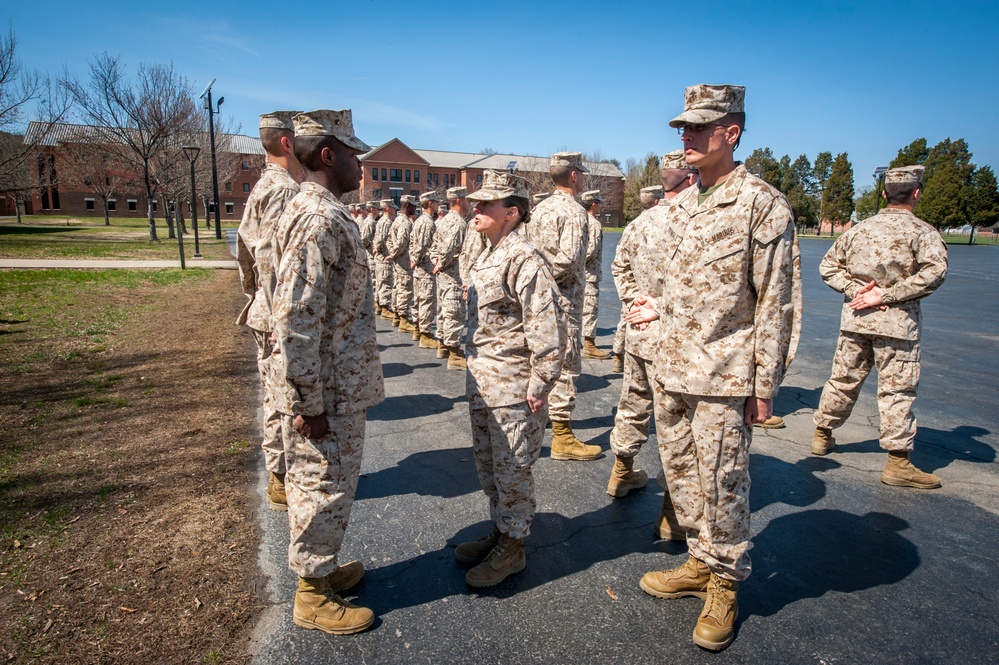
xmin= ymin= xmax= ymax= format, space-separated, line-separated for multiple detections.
xmin=0 ymin=270 xmax=263 ymax=663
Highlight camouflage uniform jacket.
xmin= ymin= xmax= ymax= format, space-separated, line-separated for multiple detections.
xmin=359 ymin=214 xmax=378 ymax=254
xmin=611 ymin=206 xmax=663 ymax=361
xmin=373 ymin=213 xmax=393 ymax=257
xmin=236 ymin=163 xmax=299 ymax=332
xmin=461 ymin=225 xmax=488 ymax=287
xmin=410 ymin=212 xmax=437 ymax=278
xmin=466 ymin=231 xmax=566 ymax=409
xmin=430 ymin=210 xmax=466 ymax=279
xmin=271 ymin=182 xmax=384 ymax=417
xmin=387 ymin=213 xmax=413 ymax=265
xmin=819 ymin=207 xmax=947 ymax=341
xmin=522 ymin=189 xmax=588 ymax=315
xmin=585 ymin=212 xmax=603 ymax=286
xmin=650 ymin=165 xmax=799 ymax=399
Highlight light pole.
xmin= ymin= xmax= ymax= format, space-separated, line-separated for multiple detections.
xmin=174 ymin=199 xmax=186 ymax=270
xmin=199 ymin=78 xmax=224 ymax=240
xmin=873 ymin=166 xmax=889 ymax=215
xmin=182 ymin=145 xmax=202 ymax=258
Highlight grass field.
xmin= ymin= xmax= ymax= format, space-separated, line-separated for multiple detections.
xmin=0 ymin=216 xmax=239 ymax=261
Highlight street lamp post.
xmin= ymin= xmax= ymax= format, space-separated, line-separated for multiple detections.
xmin=873 ymin=166 xmax=889 ymax=215
xmin=182 ymin=145 xmax=202 ymax=258
xmin=199 ymin=79 xmax=224 ymax=240
xmin=174 ymin=199 xmax=186 ymax=270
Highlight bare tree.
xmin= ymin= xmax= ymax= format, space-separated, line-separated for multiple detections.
xmin=59 ymin=132 xmax=136 ymax=225
xmin=63 ymin=54 xmax=198 ymax=240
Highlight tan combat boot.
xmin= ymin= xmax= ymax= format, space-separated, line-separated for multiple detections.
xmin=437 ymin=344 xmax=450 ymax=359
xmin=465 ymin=534 xmax=526 ymax=588
xmin=881 ymin=451 xmax=941 ymax=489
xmin=454 ymin=525 xmax=501 ymax=564
xmin=411 ymin=326 xmax=421 ymax=340
xmin=655 ymin=492 xmax=687 ymax=541
xmin=611 ymin=353 xmax=624 ymax=373
xmin=811 ymin=427 xmax=835 ymax=455
xmin=391 ymin=314 xmax=402 ymax=327
xmin=692 ymin=573 xmax=739 ymax=651
xmin=582 ymin=337 xmax=611 ymax=360
xmin=380 ymin=308 xmax=395 ymax=321
xmin=640 ymin=556 xmax=710 ymax=599
xmin=326 ymin=560 xmax=365 ymax=593
xmin=419 ymin=333 xmax=438 ymax=349
xmin=550 ymin=420 xmax=602 ymax=461
xmin=754 ymin=415 xmax=785 ymax=429
xmin=293 ymin=576 xmax=374 ymax=635
xmin=606 ymin=455 xmax=648 ymax=497
xmin=447 ymin=347 xmax=466 ymax=370
xmin=267 ymin=472 xmax=288 ymax=512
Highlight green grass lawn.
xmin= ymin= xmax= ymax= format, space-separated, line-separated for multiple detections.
xmin=0 ymin=216 xmax=238 ymax=260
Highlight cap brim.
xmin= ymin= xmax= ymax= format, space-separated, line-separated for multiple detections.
xmin=467 ymin=188 xmax=509 ymax=202
xmin=577 ymin=163 xmax=589 ymax=173
xmin=340 ymin=135 xmax=371 ymax=152
xmin=668 ymin=109 xmax=727 ymax=128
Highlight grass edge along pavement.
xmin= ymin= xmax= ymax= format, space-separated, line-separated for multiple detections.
xmin=0 ymin=268 xmax=261 ymax=664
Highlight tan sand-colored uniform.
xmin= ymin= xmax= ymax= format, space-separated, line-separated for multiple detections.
xmin=410 ymin=211 xmax=437 ymax=335
xmin=431 ymin=210 xmax=468 ymax=347
xmin=373 ymin=212 xmax=394 ymax=310
xmin=388 ymin=212 xmax=414 ymax=320
xmin=582 ymin=211 xmax=604 ymax=339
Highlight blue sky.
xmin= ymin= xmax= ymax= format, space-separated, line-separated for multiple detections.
xmin=9 ymin=0 xmax=998 ymax=189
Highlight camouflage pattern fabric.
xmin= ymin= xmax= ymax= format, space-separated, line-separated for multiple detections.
xmin=388 ymin=213 xmax=414 ymax=319
xmin=460 ymin=226 xmax=488 ymax=290
xmin=283 ymin=411 xmax=366 ymax=578
xmin=469 ymin=403 xmax=548 ymax=539
xmin=582 ymin=212 xmax=604 ymax=339
xmin=410 ymin=211 xmax=437 ymax=333
xmin=612 ymin=315 xmax=626 ymax=356
xmin=359 ymin=212 xmax=378 ymax=275
xmin=373 ymin=213 xmax=394 ymax=309
xmin=609 ymin=351 xmax=654 ymax=457
xmin=612 ymin=206 xmax=665 ymax=362
xmin=431 ymin=210 xmax=468 ymax=347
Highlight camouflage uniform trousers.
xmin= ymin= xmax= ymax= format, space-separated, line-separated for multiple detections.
xmin=813 ymin=331 xmax=920 ymax=451
xmin=283 ymin=410 xmax=366 ymax=579
xmin=609 ymin=351 xmax=654 ymax=458
xmin=254 ymin=329 xmax=285 ymax=474
xmin=435 ymin=271 xmax=465 ymax=347
xmin=548 ymin=314 xmax=581 ymax=421
xmin=653 ymin=380 xmax=751 ymax=582
xmin=392 ymin=261 xmax=413 ymax=320
xmin=375 ymin=258 xmax=394 ymax=310
xmin=469 ymin=401 xmax=548 ymax=539
xmin=413 ymin=274 xmax=436 ymax=334
xmin=612 ymin=313 xmax=627 ymax=356
xmin=582 ymin=279 xmax=600 ymax=340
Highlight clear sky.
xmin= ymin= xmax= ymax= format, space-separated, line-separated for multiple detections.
xmin=9 ymin=0 xmax=999 ymax=189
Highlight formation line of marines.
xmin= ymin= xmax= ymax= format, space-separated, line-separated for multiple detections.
xmin=236 ymin=82 xmax=947 ymax=652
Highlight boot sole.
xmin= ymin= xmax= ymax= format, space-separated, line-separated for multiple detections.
xmin=267 ymin=499 xmax=288 ymax=512
xmin=639 ymin=578 xmax=707 ymax=600
xmin=811 ymin=442 xmax=836 ymax=456
xmin=582 ymin=353 xmax=611 ymax=360
xmin=465 ymin=558 xmax=526 ymax=588
xmin=551 ymin=452 xmax=602 ymax=461
xmin=692 ymin=607 xmax=738 ymax=651
xmin=881 ymin=475 xmax=941 ymax=489
xmin=607 ymin=481 xmax=648 ymax=497
xmin=293 ymin=614 xmax=374 ymax=635
xmin=454 ymin=551 xmax=490 ymax=565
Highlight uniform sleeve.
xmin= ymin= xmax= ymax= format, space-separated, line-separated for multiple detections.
xmin=818 ymin=235 xmax=863 ymax=299
xmin=236 ymin=203 xmax=259 ymax=313
xmin=585 ymin=216 xmax=601 ymax=265
xmin=880 ymin=231 xmax=948 ymax=304
xmin=750 ymin=203 xmax=797 ymax=399
xmin=518 ymin=262 xmax=566 ymax=400
xmin=411 ymin=219 xmax=434 ymax=264
xmin=438 ymin=220 xmax=465 ymax=271
xmin=611 ymin=225 xmax=639 ymax=304
xmin=550 ymin=208 xmax=587 ymax=281
xmin=276 ymin=226 xmax=337 ymax=417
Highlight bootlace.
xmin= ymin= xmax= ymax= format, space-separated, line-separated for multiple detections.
xmin=704 ymin=576 xmax=732 ymax=621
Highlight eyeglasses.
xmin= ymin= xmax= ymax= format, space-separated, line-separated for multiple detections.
xmin=676 ymin=123 xmax=728 ymax=136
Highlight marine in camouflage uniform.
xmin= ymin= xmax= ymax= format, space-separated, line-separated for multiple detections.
xmin=411 ymin=191 xmax=441 ymax=345
xmin=373 ymin=200 xmax=397 ymax=316
xmin=359 ymin=201 xmax=379 ymax=278
xmin=581 ymin=190 xmax=611 ymax=360
xmin=388 ymin=195 xmax=417 ymax=329
xmin=812 ymin=165 xmax=947 ymax=489
xmin=628 ymin=86 xmax=800 ymax=652
xmin=430 ymin=187 xmax=470 ymax=361
xmin=522 ymin=152 xmax=600 ymax=460
xmin=235 ymin=110 xmax=301 ymax=511
xmin=270 ymin=110 xmax=384 ymax=635
xmin=457 ymin=170 xmax=566 ymax=588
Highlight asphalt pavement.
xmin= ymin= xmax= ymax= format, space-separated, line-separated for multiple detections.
xmin=248 ymin=235 xmax=999 ymax=664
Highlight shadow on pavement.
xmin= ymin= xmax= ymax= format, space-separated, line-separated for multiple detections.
xmin=382 ymin=362 xmax=438 ymax=379
xmin=367 ymin=393 xmax=464 ymax=420
xmin=356 ymin=447 xmax=481 ymax=500
xmin=750 ymin=453 xmax=838 ymax=512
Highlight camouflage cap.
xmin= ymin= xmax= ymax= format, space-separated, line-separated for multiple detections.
xmin=380 ymin=199 xmax=397 ymax=210
xmin=550 ymin=152 xmax=589 ymax=173
xmin=532 ymin=192 xmax=551 ymax=204
xmin=259 ymin=111 xmax=299 ymax=132
xmin=885 ymin=165 xmax=924 ymax=185
xmin=366 ymin=200 xmax=379 ymax=208
xmin=292 ymin=109 xmax=371 ymax=152
xmin=400 ymin=194 xmax=419 ymax=207
xmin=581 ymin=190 xmax=604 ymax=204
xmin=661 ymin=149 xmax=694 ymax=171
xmin=466 ymin=170 xmax=531 ymax=202
xmin=446 ymin=186 xmax=467 ymax=201
xmin=419 ymin=191 xmax=444 ymax=204
xmin=669 ymin=84 xmax=745 ymax=128
xmin=640 ymin=185 xmax=664 ymax=200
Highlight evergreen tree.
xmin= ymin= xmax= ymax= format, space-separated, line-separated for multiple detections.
xmin=854 ymin=185 xmax=880 ymax=221
xmin=890 ymin=138 xmax=929 ymax=168
xmin=744 ymin=147 xmax=781 ymax=189
xmin=823 ymin=152 xmax=855 ymax=231
xmin=782 ymin=154 xmax=818 ymax=231
xmin=968 ymin=165 xmax=999 ymax=243
xmin=777 ymin=154 xmax=792 ymax=192
xmin=918 ymin=138 xmax=974 ymax=229
xmin=812 ymin=151 xmax=833 ymax=197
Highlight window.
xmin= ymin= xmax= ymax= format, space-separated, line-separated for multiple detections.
xmin=373 ymin=188 xmax=382 ymax=198
xmin=225 ymin=202 xmax=234 ymax=215
xmin=241 ymin=161 xmax=249 ymax=171
xmin=243 ymin=183 xmax=250 ymax=193
xmin=381 ymin=168 xmax=387 ymax=181
xmin=432 ymin=173 xmax=439 ymax=185
xmin=128 ymin=199 xmax=138 ymax=212
xmin=390 ymin=169 xmax=402 ymax=182
xmin=107 ymin=199 xmax=117 ymax=211
xmin=372 ymin=167 xmax=378 ymax=181
xmin=209 ymin=202 xmax=216 ymax=213
xmin=85 ymin=198 xmax=95 ymax=211
xmin=151 ymin=200 xmax=157 ymax=212
xmin=414 ymin=170 xmax=420 ymax=183
xmin=405 ymin=169 xmax=411 ymax=183
xmin=225 ymin=181 xmax=232 ymax=193
xmin=476 ymin=174 xmax=483 ymax=183
xmin=389 ymin=187 xmax=403 ymax=207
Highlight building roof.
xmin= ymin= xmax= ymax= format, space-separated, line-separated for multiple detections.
xmin=25 ymin=121 xmax=263 ymax=155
